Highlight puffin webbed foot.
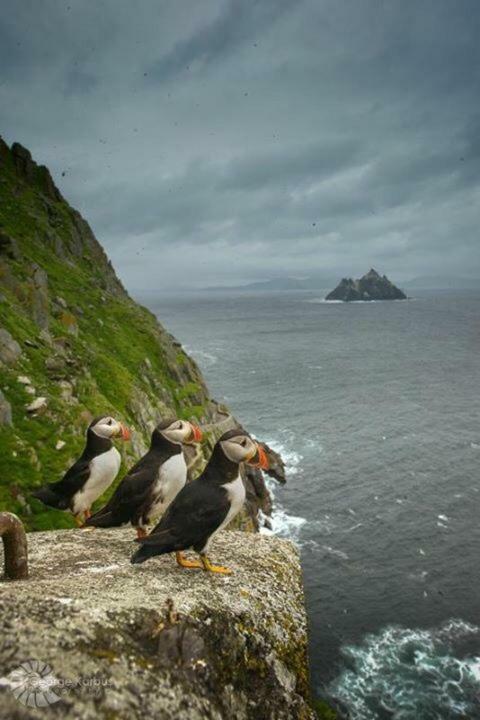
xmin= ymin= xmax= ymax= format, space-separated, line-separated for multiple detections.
xmin=136 ymin=528 xmax=148 ymax=539
xmin=176 ymin=551 xmax=203 ymax=569
xmin=175 ymin=552 xmax=203 ymax=568
xmin=200 ymin=554 xmax=232 ymax=575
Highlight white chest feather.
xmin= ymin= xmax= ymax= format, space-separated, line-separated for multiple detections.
xmin=148 ymin=452 xmax=187 ymax=520
xmin=220 ymin=474 xmax=246 ymax=529
xmin=73 ymin=447 xmax=121 ymax=514
xmin=201 ymin=474 xmax=246 ymax=553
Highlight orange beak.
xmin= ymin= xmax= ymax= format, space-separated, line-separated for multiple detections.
xmin=247 ymin=444 xmax=270 ymax=470
xmin=120 ymin=424 xmax=131 ymax=441
xmin=190 ymin=424 xmax=203 ymax=443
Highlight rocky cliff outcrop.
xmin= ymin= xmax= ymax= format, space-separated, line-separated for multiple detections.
xmin=0 ymin=137 xmax=282 ymax=532
xmin=0 ymin=527 xmax=313 ymax=720
xmin=325 ymin=268 xmax=407 ymax=301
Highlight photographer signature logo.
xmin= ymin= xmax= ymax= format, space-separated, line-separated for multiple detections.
xmin=2 ymin=660 xmax=61 ymax=707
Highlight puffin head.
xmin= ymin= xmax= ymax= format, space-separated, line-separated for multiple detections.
xmin=89 ymin=415 xmax=131 ymax=441
xmin=153 ymin=417 xmax=203 ymax=446
xmin=219 ymin=429 xmax=270 ymax=469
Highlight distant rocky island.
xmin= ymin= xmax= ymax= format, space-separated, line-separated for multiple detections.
xmin=325 ymin=268 xmax=407 ymax=302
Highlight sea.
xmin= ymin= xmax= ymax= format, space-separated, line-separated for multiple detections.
xmin=143 ymin=288 xmax=480 ymax=720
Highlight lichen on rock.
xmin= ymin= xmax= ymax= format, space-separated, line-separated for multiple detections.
xmin=0 ymin=527 xmax=314 ymax=720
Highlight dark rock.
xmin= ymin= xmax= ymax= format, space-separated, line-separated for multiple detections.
xmin=326 ymin=268 xmax=407 ymax=301
xmin=0 ymin=328 xmax=22 ymax=365
xmin=262 ymin=442 xmax=287 ymax=484
xmin=0 ymin=135 xmax=9 ymax=162
xmin=29 ymin=263 xmax=49 ymax=330
xmin=11 ymin=142 xmax=36 ymax=182
xmin=37 ymin=164 xmax=62 ymax=201
xmin=45 ymin=355 xmax=66 ymax=376
xmin=0 ymin=232 xmax=21 ymax=261
xmin=10 ymin=142 xmax=62 ymax=200
xmin=0 ymin=389 xmax=12 ymax=425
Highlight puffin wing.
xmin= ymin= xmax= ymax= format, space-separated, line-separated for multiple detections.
xmin=137 ymin=480 xmax=230 ymax=549
xmin=33 ymin=458 xmax=92 ymax=509
xmin=87 ymin=453 xmax=160 ymax=525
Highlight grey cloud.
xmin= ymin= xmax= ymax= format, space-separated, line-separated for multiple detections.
xmin=147 ymin=0 xmax=294 ymax=82
xmin=219 ymin=140 xmax=363 ymax=191
xmin=0 ymin=0 xmax=479 ymax=288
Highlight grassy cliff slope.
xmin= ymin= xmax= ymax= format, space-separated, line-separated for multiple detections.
xmin=0 ymin=137 xmax=222 ymax=531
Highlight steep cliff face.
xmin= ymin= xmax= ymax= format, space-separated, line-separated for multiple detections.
xmin=0 ymin=138 xmax=282 ymax=531
xmin=325 ymin=268 xmax=407 ymax=302
xmin=0 ymin=527 xmax=313 ymax=720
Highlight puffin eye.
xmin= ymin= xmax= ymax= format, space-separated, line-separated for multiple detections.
xmin=240 ymin=439 xmax=247 ymax=447
xmin=107 ymin=419 xmax=113 ymax=426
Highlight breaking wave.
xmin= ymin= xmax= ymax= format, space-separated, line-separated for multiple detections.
xmin=261 ymin=437 xmax=309 ymax=543
xmin=182 ymin=345 xmax=218 ymax=366
xmin=328 ymin=619 xmax=480 ymax=720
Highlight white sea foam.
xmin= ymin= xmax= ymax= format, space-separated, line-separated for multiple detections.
xmin=407 ymin=570 xmax=428 ymax=582
xmin=261 ymin=437 xmax=310 ymax=543
xmin=263 ymin=438 xmax=303 ymax=476
xmin=322 ymin=545 xmax=349 ymax=561
xmin=182 ymin=345 xmax=218 ymax=367
xmin=308 ymin=298 xmax=385 ymax=304
xmin=345 ymin=522 xmax=363 ymax=533
xmin=269 ymin=506 xmax=307 ymax=541
xmin=329 ymin=620 xmax=480 ymax=720
xmin=306 ymin=298 xmax=343 ymax=304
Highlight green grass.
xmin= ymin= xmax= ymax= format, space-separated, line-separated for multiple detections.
xmin=0 ymin=141 xmax=213 ymax=530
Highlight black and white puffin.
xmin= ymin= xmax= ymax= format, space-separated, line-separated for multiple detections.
xmin=85 ymin=417 xmax=203 ymax=537
xmin=32 ymin=415 xmax=130 ymax=526
xmin=130 ymin=428 xmax=269 ymax=573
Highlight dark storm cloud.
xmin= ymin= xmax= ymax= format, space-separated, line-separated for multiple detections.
xmin=219 ymin=139 xmax=363 ymax=191
xmin=0 ymin=0 xmax=479 ymax=288
xmin=148 ymin=0 xmax=294 ymax=82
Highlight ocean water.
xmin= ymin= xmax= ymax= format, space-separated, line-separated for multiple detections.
xmin=144 ymin=288 xmax=480 ymax=719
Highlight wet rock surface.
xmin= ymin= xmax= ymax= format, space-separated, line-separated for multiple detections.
xmin=0 ymin=528 xmax=313 ymax=720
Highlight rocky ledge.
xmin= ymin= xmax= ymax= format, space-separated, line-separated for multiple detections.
xmin=325 ymin=268 xmax=407 ymax=302
xmin=0 ymin=527 xmax=313 ymax=720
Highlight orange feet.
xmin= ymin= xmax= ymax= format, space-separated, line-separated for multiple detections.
xmin=200 ymin=554 xmax=232 ymax=575
xmin=176 ymin=551 xmax=203 ymax=569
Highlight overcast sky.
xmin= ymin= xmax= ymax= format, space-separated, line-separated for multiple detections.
xmin=1 ymin=0 xmax=479 ymax=289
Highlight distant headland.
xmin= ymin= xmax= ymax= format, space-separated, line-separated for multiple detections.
xmin=325 ymin=269 xmax=407 ymax=302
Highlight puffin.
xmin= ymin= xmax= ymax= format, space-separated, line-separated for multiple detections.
xmin=85 ymin=417 xmax=203 ymax=537
xmin=130 ymin=428 xmax=269 ymax=573
xmin=32 ymin=415 xmax=130 ymax=526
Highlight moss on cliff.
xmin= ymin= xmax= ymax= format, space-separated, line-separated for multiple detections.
xmin=0 ymin=138 xmax=215 ymax=530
